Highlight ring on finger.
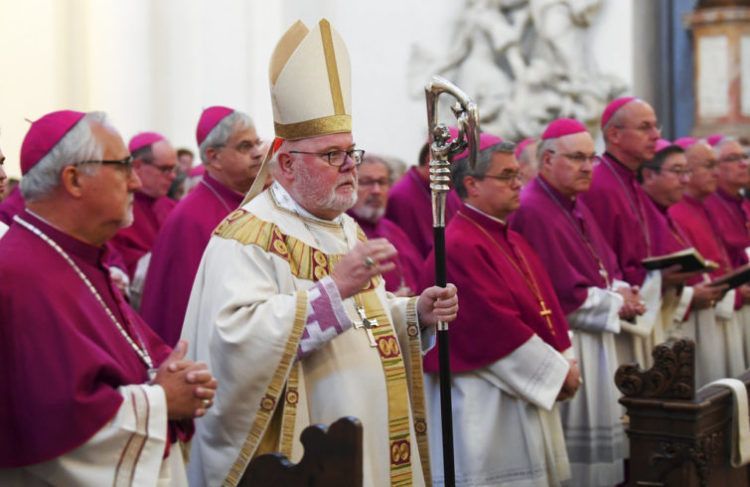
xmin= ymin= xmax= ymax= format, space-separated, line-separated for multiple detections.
xmin=201 ymin=399 xmax=211 ymax=408
xmin=363 ymin=256 xmax=375 ymax=268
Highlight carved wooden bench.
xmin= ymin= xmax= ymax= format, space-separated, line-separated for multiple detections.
xmin=240 ymin=416 xmax=363 ymax=486
xmin=615 ymin=339 xmax=750 ymax=486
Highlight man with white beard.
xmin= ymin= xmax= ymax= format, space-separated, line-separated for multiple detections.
xmin=347 ymin=153 xmax=423 ymax=296
xmin=180 ymin=19 xmax=458 ymax=486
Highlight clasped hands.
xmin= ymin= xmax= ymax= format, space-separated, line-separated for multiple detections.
xmin=152 ymin=340 xmax=218 ymax=420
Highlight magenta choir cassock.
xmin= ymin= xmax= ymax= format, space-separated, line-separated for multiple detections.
xmin=0 ymin=186 xmax=24 ymax=226
xmin=421 ymin=202 xmax=573 ymax=485
xmin=385 ymin=166 xmax=462 ymax=259
xmin=511 ymin=176 xmax=621 ymax=314
xmin=110 ymin=191 xmax=175 ymax=278
xmin=347 ymin=211 xmax=422 ymax=294
xmin=579 ymin=153 xmax=656 ymax=286
xmin=512 ymin=175 xmax=628 ymax=486
xmin=0 ymin=210 xmax=190 ymax=467
xmin=704 ymin=188 xmax=750 ymax=268
xmin=140 ymin=172 xmax=245 ymax=346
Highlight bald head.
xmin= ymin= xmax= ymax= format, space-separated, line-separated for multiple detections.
xmin=714 ymin=138 xmax=750 ymax=195
xmin=684 ymin=141 xmax=719 ymax=199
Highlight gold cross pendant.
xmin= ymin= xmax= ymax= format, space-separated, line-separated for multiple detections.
xmin=539 ymin=300 xmax=555 ymax=335
xmin=354 ymin=305 xmax=379 ymax=347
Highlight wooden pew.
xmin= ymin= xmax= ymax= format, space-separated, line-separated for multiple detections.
xmin=615 ymin=339 xmax=750 ymax=486
xmin=240 ymin=416 xmax=363 ymax=486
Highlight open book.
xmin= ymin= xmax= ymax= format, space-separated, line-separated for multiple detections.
xmin=641 ymin=247 xmax=718 ymax=273
xmin=708 ymin=264 xmax=750 ymax=290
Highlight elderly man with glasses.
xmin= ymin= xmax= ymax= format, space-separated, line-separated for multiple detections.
xmin=139 ymin=106 xmax=265 ymax=347
xmin=511 ymin=118 xmax=646 ymax=486
xmin=702 ymin=136 xmax=750 ymax=368
xmin=0 ymin=110 xmax=217 ymax=485
xmin=579 ymin=97 xmax=696 ymax=369
xmin=110 ymin=131 xmax=178 ymax=290
xmin=660 ymin=138 xmax=743 ymax=386
xmin=180 ymin=19 xmax=457 ymax=487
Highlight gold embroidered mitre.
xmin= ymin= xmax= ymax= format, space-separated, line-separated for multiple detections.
xmin=270 ymin=18 xmax=352 ymax=140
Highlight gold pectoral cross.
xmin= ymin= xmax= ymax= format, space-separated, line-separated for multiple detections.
xmin=354 ymin=305 xmax=379 ymax=347
xmin=539 ymin=300 xmax=556 ymax=336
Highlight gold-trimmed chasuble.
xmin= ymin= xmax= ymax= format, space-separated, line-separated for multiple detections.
xmin=214 ymin=207 xmax=424 ymax=486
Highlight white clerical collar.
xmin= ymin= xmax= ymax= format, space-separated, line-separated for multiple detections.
xmin=271 ymin=181 xmax=344 ymax=225
xmin=465 ymin=203 xmax=506 ymax=225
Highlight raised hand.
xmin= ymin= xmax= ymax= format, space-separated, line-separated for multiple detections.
xmin=331 ymin=239 xmax=397 ymax=299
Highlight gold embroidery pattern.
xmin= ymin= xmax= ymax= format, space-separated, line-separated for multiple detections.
xmin=217 ymin=210 xmax=414 ymax=484
xmin=215 ymin=210 xmax=372 ymax=285
xmin=404 ymin=296 xmax=432 ymax=485
xmin=223 ymin=291 xmax=309 ymax=487
xmin=320 ymin=19 xmax=345 ymax=116
xmin=360 ymin=290 xmax=414 ymax=486
xmin=114 ymin=387 xmax=150 ymax=487
xmin=279 ymin=365 xmax=300 ymax=458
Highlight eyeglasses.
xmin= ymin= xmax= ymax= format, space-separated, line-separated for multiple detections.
xmin=663 ymin=167 xmax=692 ymax=177
xmin=76 ymin=156 xmax=134 ymax=172
xmin=694 ymin=160 xmax=719 ymax=171
xmin=719 ymin=153 xmax=749 ymax=164
xmin=218 ymin=138 xmax=263 ymax=155
xmin=549 ymin=150 xmax=597 ymax=164
xmin=482 ymin=171 xmax=522 ymax=183
xmin=289 ymin=149 xmax=365 ymax=167
xmin=144 ymin=161 xmax=178 ymax=174
xmin=615 ymin=123 xmax=662 ymax=134
xmin=359 ymin=177 xmax=391 ymax=188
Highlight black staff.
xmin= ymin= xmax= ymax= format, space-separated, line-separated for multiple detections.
xmin=424 ymin=75 xmax=480 ymax=487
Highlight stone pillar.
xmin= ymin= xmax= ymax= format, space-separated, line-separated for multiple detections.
xmin=686 ymin=2 xmax=750 ymax=137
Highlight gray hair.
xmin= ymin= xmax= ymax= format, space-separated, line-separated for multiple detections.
xmin=21 ymin=111 xmax=109 ymax=202
xmin=198 ymin=111 xmax=254 ymax=164
xmin=536 ymin=138 xmax=555 ymax=162
xmin=452 ymin=141 xmax=516 ymax=199
xmin=713 ymin=136 xmax=739 ymax=155
xmin=360 ymin=153 xmax=394 ymax=183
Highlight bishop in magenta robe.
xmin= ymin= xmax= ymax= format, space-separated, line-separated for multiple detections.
xmin=0 ymin=185 xmax=25 ymax=226
xmin=140 ymin=106 xmax=264 ymax=346
xmin=385 ymin=163 xmax=461 ymax=259
xmin=140 ymin=172 xmax=245 ymax=345
xmin=110 ymin=132 xmax=178 ymax=280
xmin=511 ymin=119 xmax=628 ymax=486
xmin=422 ymin=136 xmax=576 ymax=486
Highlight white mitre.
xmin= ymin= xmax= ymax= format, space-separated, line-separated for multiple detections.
xmin=245 ymin=19 xmax=353 ymax=202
